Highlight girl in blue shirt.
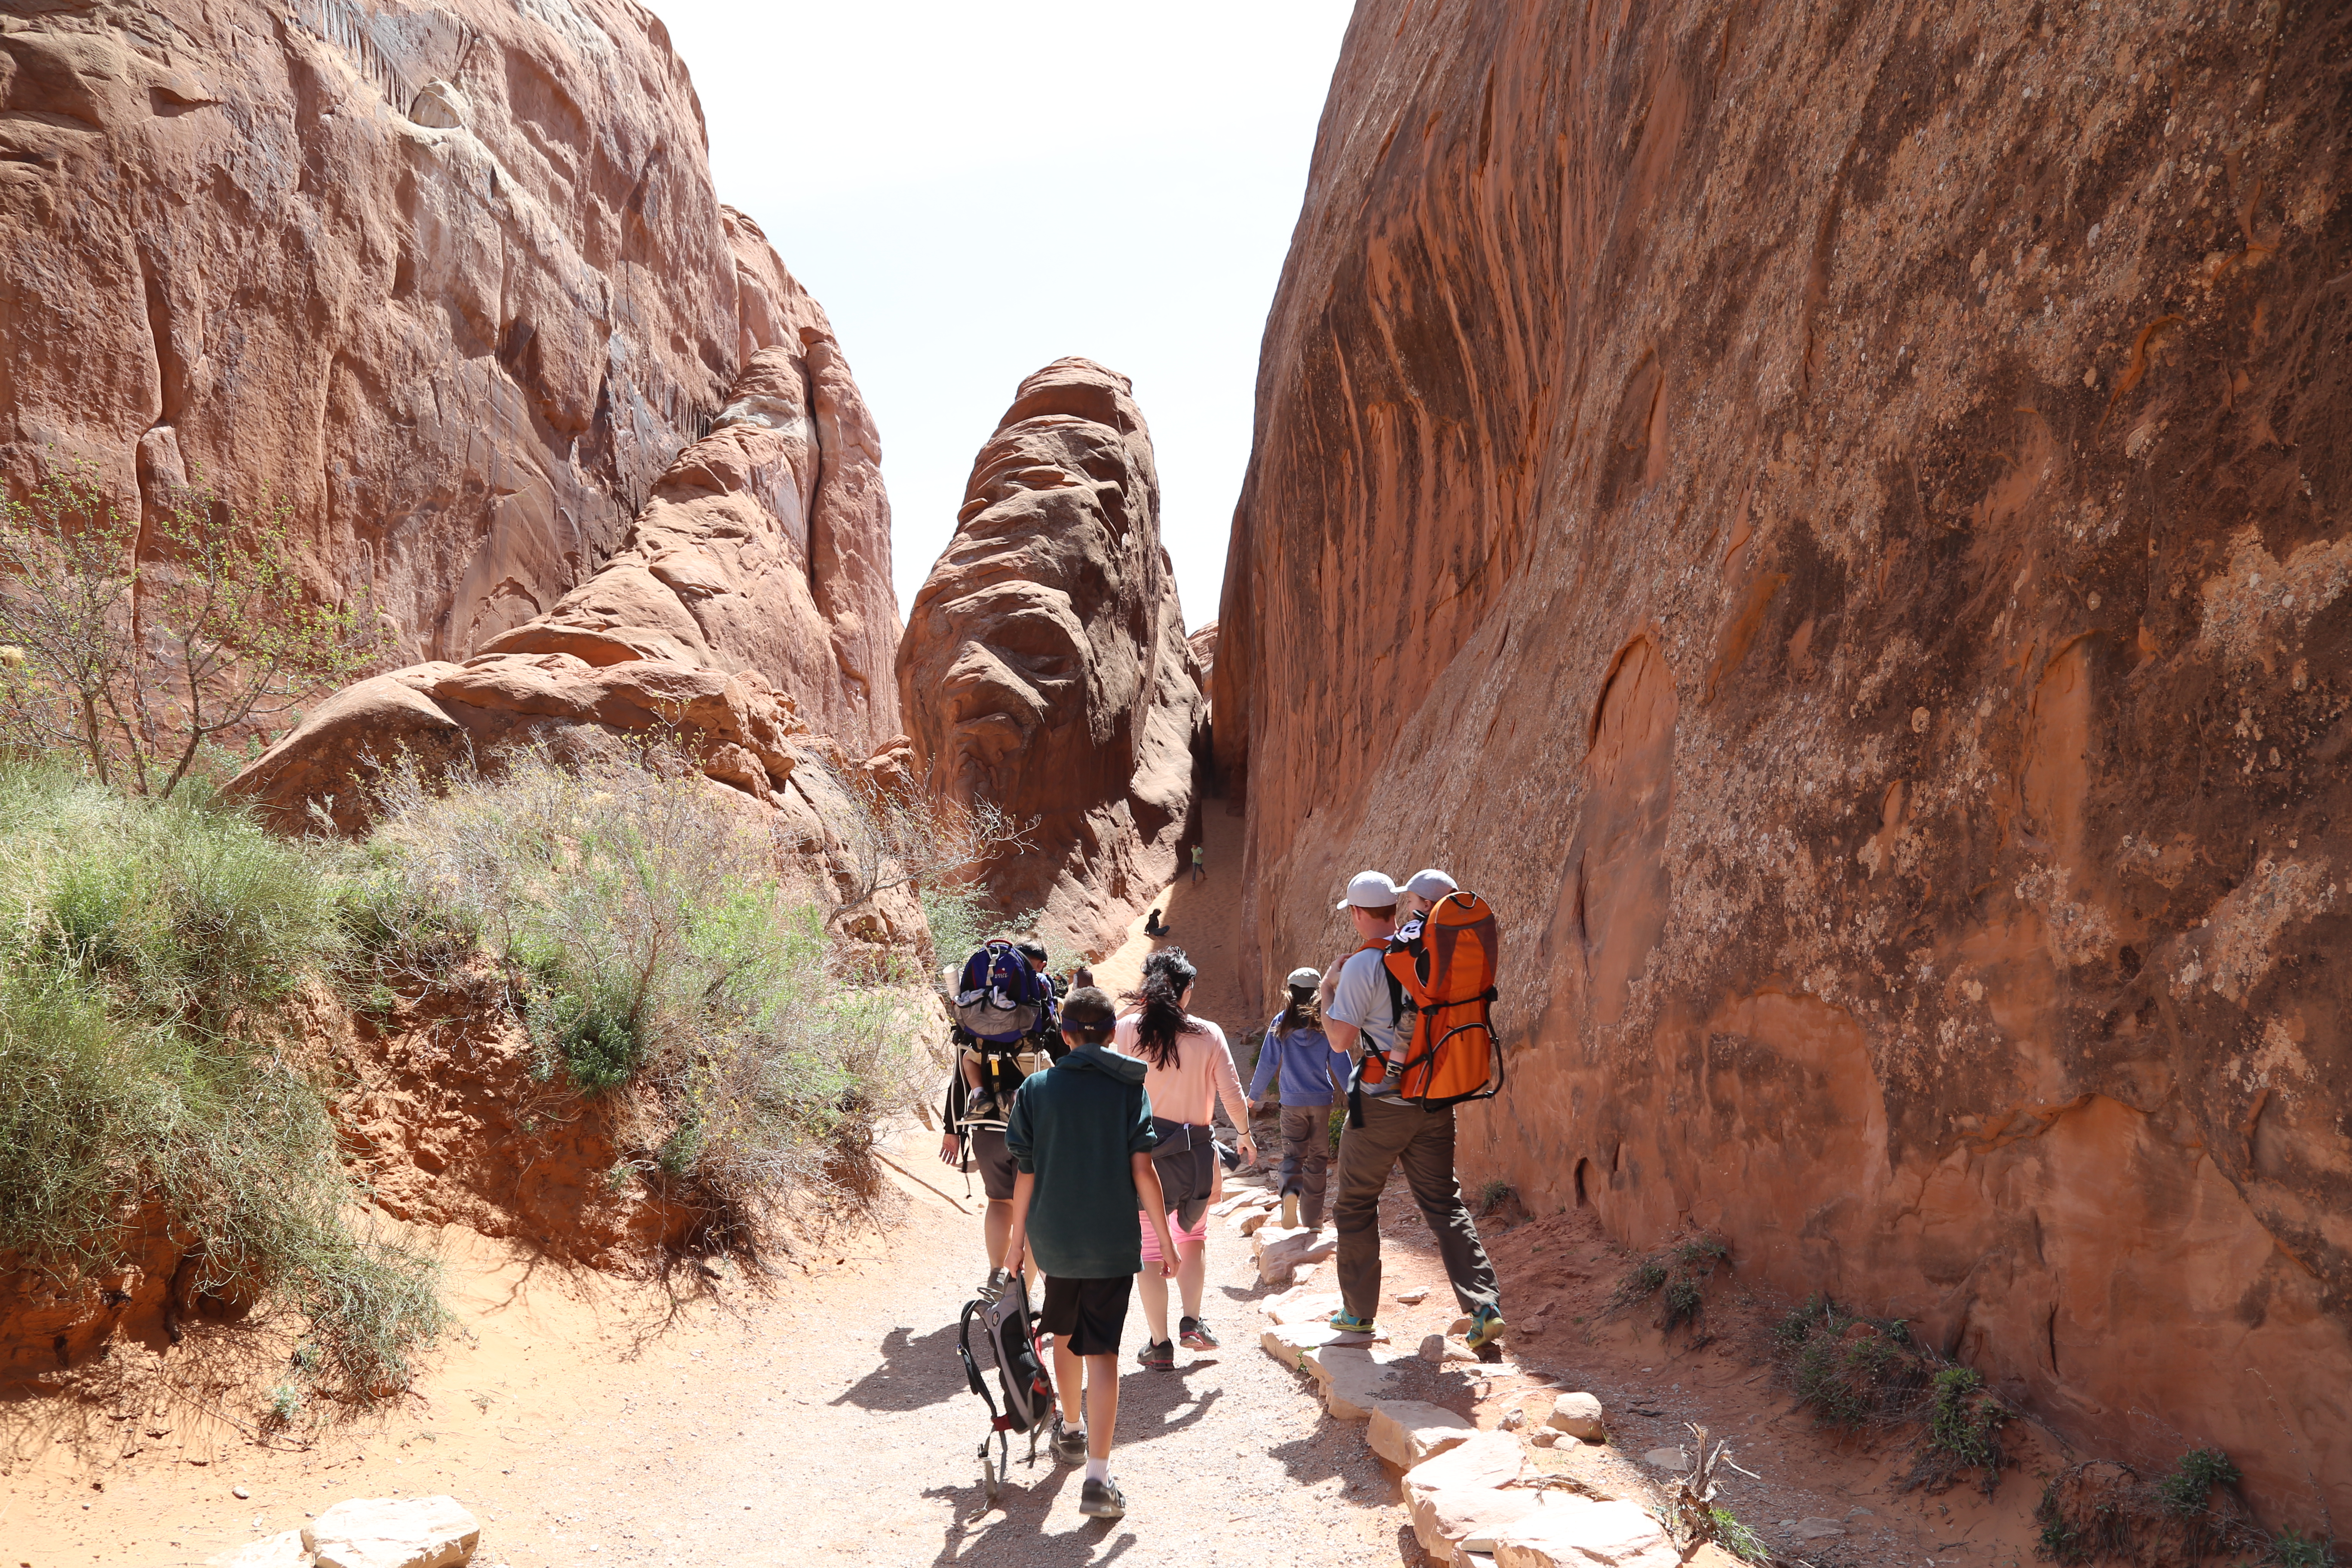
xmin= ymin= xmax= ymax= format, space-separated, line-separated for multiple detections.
xmin=1247 ymin=966 xmax=1353 ymax=1231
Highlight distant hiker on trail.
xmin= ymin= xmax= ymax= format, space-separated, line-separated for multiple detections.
xmin=1002 ymin=986 xmax=1178 ymax=1520
xmin=1190 ymin=842 xmax=1206 ymax=883
xmin=1143 ymin=906 xmax=1168 ymax=937
xmin=1114 ymin=949 xmax=1256 ymax=1369
xmin=1322 ymin=869 xmax=1506 ymax=1354
xmin=939 ymin=939 xmax=1064 ymax=1282
xmin=1249 ymin=965 xmax=1351 ymax=1232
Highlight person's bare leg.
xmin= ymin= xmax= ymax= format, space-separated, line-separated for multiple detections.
xmin=1136 ymin=1265 xmax=1170 ymax=1344
xmin=1083 ymin=1353 xmax=1119 ymax=1460
xmin=984 ymin=1199 xmax=1011 ymax=1271
xmin=1177 ymin=1240 xmax=1207 ymax=1322
xmin=1054 ymin=1336 xmax=1084 ymax=1427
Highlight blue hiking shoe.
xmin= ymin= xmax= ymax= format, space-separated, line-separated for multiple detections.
xmin=1466 ymin=1304 xmax=1508 ymax=1357
xmin=1328 ymin=1309 xmax=1376 ymax=1335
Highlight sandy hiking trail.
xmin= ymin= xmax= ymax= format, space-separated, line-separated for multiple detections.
xmin=5 ymin=804 xmax=2052 ymax=1565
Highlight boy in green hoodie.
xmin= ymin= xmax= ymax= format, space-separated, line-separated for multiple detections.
xmin=1004 ymin=986 xmax=1177 ymax=1520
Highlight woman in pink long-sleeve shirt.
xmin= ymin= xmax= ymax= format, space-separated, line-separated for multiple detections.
xmin=1114 ymin=949 xmax=1256 ymax=1366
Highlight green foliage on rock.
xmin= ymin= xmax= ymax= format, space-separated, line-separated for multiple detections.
xmin=0 ymin=763 xmax=444 ymax=1398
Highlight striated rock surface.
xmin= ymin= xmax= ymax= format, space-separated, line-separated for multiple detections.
xmin=0 ymin=0 xmax=896 ymax=749
xmin=1217 ymin=0 xmax=2352 ymax=1525
xmin=229 ymin=345 xmax=903 ymax=923
xmin=899 ymin=358 xmax=1205 ymax=958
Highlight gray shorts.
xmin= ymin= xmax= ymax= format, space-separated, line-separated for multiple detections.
xmin=968 ymin=1126 xmax=1017 ymax=1202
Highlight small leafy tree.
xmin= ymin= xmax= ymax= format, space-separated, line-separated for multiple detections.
xmin=0 ymin=462 xmax=380 ymax=796
xmin=823 ymin=765 xmax=1036 ymax=940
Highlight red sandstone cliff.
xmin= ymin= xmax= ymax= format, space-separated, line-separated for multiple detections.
xmin=900 ymin=358 xmax=1205 ymax=961
xmin=0 ymin=0 xmax=897 ymax=750
xmin=1217 ymin=0 xmax=2352 ymax=1527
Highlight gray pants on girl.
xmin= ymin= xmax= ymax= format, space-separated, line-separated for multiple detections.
xmin=1277 ymin=1104 xmax=1335 ymax=1229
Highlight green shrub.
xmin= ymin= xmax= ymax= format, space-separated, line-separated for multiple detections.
xmin=1707 ymin=1507 xmax=1771 ymax=1564
xmin=2271 ymin=1531 xmax=2336 ymax=1567
xmin=1664 ymin=1274 xmax=1705 ymax=1329
xmin=1926 ymin=1367 xmax=2006 ymax=1473
xmin=361 ymin=748 xmax=928 ymax=1226
xmin=2157 ymin=1446 xmax=2240 ymax=1515
xmin=0 ymin=763 xmax=444 ymax=1397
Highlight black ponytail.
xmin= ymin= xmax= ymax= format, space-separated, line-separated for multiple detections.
xmin=1126 ymin=948 xmax=1203 ymax=1069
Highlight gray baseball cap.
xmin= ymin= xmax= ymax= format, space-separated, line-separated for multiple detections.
xmin=1285 ymin=966 xmax=1321 ymax=990
xmin=1406 ymin=868 xmax=1458 ymax=901
xmin=1335 ymin=870 xmax=1400 ymax=910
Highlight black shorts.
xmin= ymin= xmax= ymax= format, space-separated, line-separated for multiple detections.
xmin=968 ymin=1127 xmax=1017 ymax=1202
xmin=1038 ymin=1274 xmax=1132 ymax=1358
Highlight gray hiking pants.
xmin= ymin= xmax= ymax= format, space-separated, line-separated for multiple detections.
xmin=1276 ymin=1105 xmax=1335 ymax=1229
xmin=1333 ymin=1093 xmax=1499 ymax=1323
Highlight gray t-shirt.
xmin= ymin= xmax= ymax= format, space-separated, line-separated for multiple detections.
xmin=1327 ymin=946 xmax=1406 ymax=1098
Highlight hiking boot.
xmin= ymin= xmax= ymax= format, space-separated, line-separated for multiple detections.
xmin=1136 ymin=1336 xmax=1175 ymax=1370
xmin=1280 ymin=1191 xmax=1300 ymax=1231
xmin=1328 ymin=1309 xmax=1376 ymax=1336
xmin=1050 ymin=1413 xmax=1087 ymax=1464
xmin=1178 ymin=1316 xmax=1218 ymax=1351
xmin=964 ymin=1090 xmax=1001 ymax=1123
xmin=1079 ymin=1476 xmax=1127 ymax=1518
xmin=1466 ymin=1304 xmax=1509 ymax=1356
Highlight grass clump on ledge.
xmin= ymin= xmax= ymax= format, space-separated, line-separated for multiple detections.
xmin=1612 ymin=1230 xmax=1731 ymax=1332
xmin=349 ymin=746 xmax=928 ymax=1244
xmin=0 ymin=763 xmax=446 ymax=1397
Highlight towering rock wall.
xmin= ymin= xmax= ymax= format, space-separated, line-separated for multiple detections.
xmin=1218 ymin=0 xmax=2352 ymax=1525
xmin=900 ymin=358 xmax=1205 ymax=960
xmin=0 ymin=0 xmax=897 ymax=750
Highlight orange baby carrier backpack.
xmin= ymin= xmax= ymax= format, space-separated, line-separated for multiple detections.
xmin=1371 ymin=891 xmax=1504 ymax=1109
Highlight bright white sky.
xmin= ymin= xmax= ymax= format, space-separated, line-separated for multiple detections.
xmin=655 ymin=1 xmax=1356 ymax=631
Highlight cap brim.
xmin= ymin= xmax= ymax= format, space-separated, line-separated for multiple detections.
xmin=1334 ymin=897 xmax=1352 ymax=911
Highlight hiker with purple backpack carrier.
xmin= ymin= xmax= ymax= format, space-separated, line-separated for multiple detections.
xmin=937 ymin=939 xmax=1063 ymax=1280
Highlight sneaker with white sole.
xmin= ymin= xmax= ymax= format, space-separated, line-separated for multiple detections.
xmin=1280 ymin=1191 xmax=1300 ymax=1230
xmin=1178 ymin=1316 xmax=1218 ymax=1350
xmin=1050 ymin=1413 xmax=1087 ymax=1464
xmin=1466 ymin=1303 xmax=1509 ymax=1356
xmin=1079 ymin=1476 xmax=1127 ymax=1517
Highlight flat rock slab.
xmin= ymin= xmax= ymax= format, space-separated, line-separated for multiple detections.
xmin=1641 ymin=1447 xmax=1688 ymax=1470
xmin=1489 ymin=1496 xmax=1679 ymax=1568
xmin=1253 ymin=1224 xmax=1337 ymax=1283
xmin=208 ymin=1531 xmax=309 ymax=1568
xmin=1528 ymin=1440 xmax=1654 ymax=1505
xmin=1412 ymin=1487 xmax=1549 ymax=1559
xmin=1303 ymin=1342 xmax=1412 ymax=1419
xmin=1791 ymin=1518 xmax=1849 ymax=1541
xmin=306 ymin=1496 xmax=479 ymax=1568
xmin=1265 ymin=1290 xmax=1345 ymax=1326
xmin=1368 ymin=1399 xmax=1478 ymax=1467
xmin=1406 ymin=1430 xmax=1528 ymax=1500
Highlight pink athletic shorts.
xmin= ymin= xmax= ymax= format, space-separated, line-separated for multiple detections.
xmin=1139 ymin=1205 xmax=1208 ymax=1265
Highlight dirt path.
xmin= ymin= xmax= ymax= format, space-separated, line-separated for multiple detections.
xmin=3 ymin=1141 xmax=1410 ymax=1568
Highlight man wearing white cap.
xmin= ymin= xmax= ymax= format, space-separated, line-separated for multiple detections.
xmin=1319 ymin=869 xmax=1504 ymax=1352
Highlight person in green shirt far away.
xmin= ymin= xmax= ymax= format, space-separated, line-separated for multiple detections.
xmin=1190 ymin=841 xmax=1206 ymax=883
xmin=1004 ymin=986 xmax=1178 ymax=1520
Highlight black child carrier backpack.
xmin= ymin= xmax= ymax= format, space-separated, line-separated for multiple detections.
xmin=956 ymin=1267 xmax=1056 ymax=1505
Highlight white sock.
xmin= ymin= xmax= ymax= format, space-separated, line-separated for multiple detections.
xmin=1084 ymin=1457 xmax=1108 ymax=1484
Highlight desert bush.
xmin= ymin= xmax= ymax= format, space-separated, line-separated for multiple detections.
xmin=2159 ymin=1447 xmax=2242 ymax=1516
xmin=1614 ymin=1230 xmax=1730 ymax=1328
xmin=2034 ymin=1457 xmax=2272 ymax=1566
xmin=357 ymin=747 xmax=929 ymax=1231
xmin=0 ymin=763 xmax=444 ymax=1396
